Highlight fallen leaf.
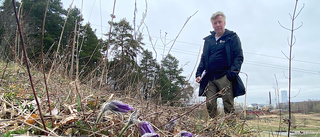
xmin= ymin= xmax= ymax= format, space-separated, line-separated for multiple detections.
xmin=56 ymin=113 xmax=78 ymax=127
xmin=26 ymin=114 xmax=39 ymax=125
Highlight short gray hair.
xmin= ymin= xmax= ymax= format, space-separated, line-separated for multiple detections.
xmin=211 ymin=11 xmax=226 ymax=21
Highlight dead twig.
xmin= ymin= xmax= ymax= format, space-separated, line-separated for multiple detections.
xmin=40 ymin=0 xmax=54 ymax=128
xmin=12 ymin=0 xmax=47 ymax=133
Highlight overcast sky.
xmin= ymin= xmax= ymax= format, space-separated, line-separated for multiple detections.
xmin=59 ymin=0 xmax=320 ymax=104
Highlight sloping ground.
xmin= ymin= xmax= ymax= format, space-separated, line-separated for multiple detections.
xmin=0 ymin=61 xmax=258 ymax=136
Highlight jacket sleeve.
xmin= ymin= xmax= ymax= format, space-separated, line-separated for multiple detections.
xmin=230 ymin=34 xmax=244 ymax=74
xmin=196 ymin=41 xmax=207 ymax=78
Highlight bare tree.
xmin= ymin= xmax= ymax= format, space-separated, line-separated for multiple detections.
xmin=278 ymin=0 xmax=304 ymax=135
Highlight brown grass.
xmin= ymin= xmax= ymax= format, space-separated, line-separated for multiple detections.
xmin=246 ymin=113 xmax=320 ymax=136
xmin=0 ymin=61 xmax=259 ymax=136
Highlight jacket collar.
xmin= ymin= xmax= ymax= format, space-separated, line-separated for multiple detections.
xmin=203 ymin=29 xmax=235 ymax=40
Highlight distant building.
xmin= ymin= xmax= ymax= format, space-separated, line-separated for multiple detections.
xmin=281 ymin=90 xmax=288 ymax=103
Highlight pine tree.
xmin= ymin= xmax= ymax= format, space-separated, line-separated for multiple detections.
xmin=0 ymin=0 xmax=19 ymax=60
xmin=106 ymin=19 xmax=144 ymax=93
xmin=140 ymin=49 xmax=159 ymax=99
xmin=158 ymin=54 xmax=183 ymax=105
xmin=78 ymin=23 xmax=102 ymax=80
xmin=20 ymin=0 xmax=66 ymax=62
xmin=108 ymin=19 xmax=143 ymax=62
xmin=156 ymin=54 xmax=193 ymax=105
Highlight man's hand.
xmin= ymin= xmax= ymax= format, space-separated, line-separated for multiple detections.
xmin=196 ymin=76 xmax=201 ymax=83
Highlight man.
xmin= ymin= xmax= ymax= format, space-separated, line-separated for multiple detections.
xmin=196 ymin=11 xmax=245 ymax=119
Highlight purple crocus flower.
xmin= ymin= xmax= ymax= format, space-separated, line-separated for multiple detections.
xmin=96 ymin=100 xmax=133 ymax=123
xmin=139 ymin=121 xmax=156 ymax=135
xmin=179 ymin=131 xmax=193 ymax=137
xmin=104 ymin=100 xmax=133 ymax=113
xmin=141 ymin=133 xmax=160 ymax=137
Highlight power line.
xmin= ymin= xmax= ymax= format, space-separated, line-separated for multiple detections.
xmin=90 ymin=27 xmax=320 ymax=65
xmin=142 ymin=41 xmax=320 ymax=66
xmin=86 ymin=21 xmax=320 ymax=64
xmin=88 ymin=24 xmax=320 ymax=70
xmin=141 ymin=34 xmax=320 ymax=66
xmin=244 ymin=52 xmax=320 ymax=65
xmin=141 ymin=43 xmax=320 ymax=75
xmin=245 ymin=61 xmax=320 ymax=75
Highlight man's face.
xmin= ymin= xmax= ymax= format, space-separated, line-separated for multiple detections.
xmin=211 ymin=15 xmax=226 ymax=36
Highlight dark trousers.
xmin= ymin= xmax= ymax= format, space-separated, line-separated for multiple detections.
xmin=204 ymin=75 xmax=235 ymax=118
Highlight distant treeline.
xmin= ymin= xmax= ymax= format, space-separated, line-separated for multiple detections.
xmin=278 ymin=100 xmax=320 ymax=114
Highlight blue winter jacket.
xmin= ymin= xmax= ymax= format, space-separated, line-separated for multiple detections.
xmin=196 ymin=29 xmax=245 ymax=97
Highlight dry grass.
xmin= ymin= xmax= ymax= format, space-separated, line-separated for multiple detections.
xmin=0 ymin=61 xmax=259 ymax=136
xmin=2 ymin=61 xmax=319 ymax=136
xmin=246 ymin=113 xmax=320 ymax=136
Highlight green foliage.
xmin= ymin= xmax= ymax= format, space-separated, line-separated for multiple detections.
xmin=21 ymin=0 xmax=66 ymax=60
xmin=2 ymin=0 xmax=102 ymax=81
xmin=11 ymin=127 xmax=28 ymax=134
xmin=14 ymin=98 xmax=24 ymax=110
xmin=1 ymin=131 xmax=13 ymax=137
xmin=78 ymin=23 xmax=102 ymax=80
xmin=77 ymin=94 xmax=81 ymax=112
xmin=106 ymin=19 xmax=144 ymax=92
xmin=156 ymin=54 xmax=193 ymax=105
xmin=158 ymin=70 xmax=175 ymax=103
xmin=3 ymin=91 xmax=16 ymax=101
xmin=107 ymin=19 xmax=143 ymax=61
xmin=0 ymin=0 xmax=194 ymax=106
xmin=0 ymin=0 xmax=17 ymax=59
xmin=140 ymin=49 xmax=160 ymax=98
xmin=76 ymin=120 xmax=91 ymax=135
xmin=1 ymin=126 xmax=28 ymax=137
